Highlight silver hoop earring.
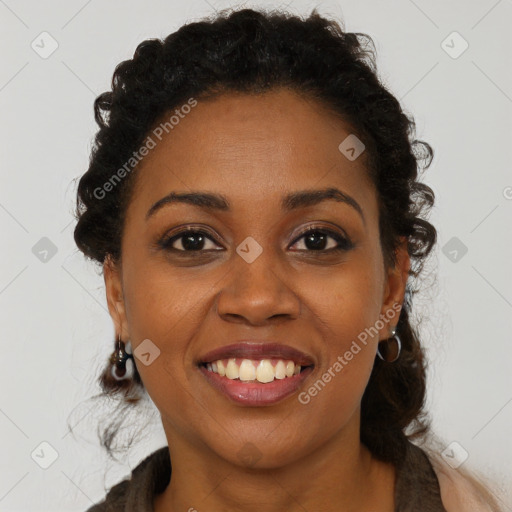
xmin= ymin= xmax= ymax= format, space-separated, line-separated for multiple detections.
xmin=377 ymin=328 xmax=401 ymax=363
xmin=110 ymin=335 xmax=135 ymax=381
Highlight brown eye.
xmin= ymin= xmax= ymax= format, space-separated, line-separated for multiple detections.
xmin=159 ymin=230 xmax=222 ymax=252
xmin=290 ymin=228 xmax=353 ymax=252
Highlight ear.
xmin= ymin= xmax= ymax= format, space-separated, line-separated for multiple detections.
xmin=103 ymin=255 xmax=130 ymax=340
xmin=379 ymin=237 xmax=410 ymax=337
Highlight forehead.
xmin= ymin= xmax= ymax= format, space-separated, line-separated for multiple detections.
xmin=127 ymin=88 xmax=377 ymax=219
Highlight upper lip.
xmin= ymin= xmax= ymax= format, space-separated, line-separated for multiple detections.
xmin=198 ymin=341 xmax=315 ymax=366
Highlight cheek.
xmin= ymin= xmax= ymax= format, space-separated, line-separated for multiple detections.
xmin=119 ymin=265 xmax=185 ymax=382
xmin=305 ymin=256 xmax=383 ymax=348
xmin=120 ymin=258 xmax=224 ymax=409
xmin=299 ymin=260 xmax=382 ymax=408
xmin=122 ymin=255 xmax=205 ymax=345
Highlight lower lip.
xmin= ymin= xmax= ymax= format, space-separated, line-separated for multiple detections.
xmin=199 ymin=365 xmax=314 ymax=406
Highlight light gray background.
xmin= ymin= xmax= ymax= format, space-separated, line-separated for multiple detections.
xmin=1 ymin=0 xmax=511 ymax=510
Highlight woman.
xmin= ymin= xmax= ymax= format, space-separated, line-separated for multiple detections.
xmin=73 ymin=7 xmax=504 ymax=511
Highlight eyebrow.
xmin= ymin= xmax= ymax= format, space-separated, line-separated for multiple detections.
xmin=145 ymin=187 xmax=365 ymax=225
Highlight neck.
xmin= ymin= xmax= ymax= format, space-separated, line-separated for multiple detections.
xmin=154 ymin=413 xmax=396 ymax=512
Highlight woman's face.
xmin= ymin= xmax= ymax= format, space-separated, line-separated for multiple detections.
xmin=105 ymin=88 xmax=409 ymax=468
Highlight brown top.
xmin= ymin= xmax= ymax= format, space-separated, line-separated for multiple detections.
xmin=86 ymin=441 xmax=447 ymax=511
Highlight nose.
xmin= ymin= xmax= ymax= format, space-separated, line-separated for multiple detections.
xmin=215 ymin=248 xmax=301 ymax=326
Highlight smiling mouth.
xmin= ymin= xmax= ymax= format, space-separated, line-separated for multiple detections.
xmin=199 ymin=357 xmax=314 ymax=384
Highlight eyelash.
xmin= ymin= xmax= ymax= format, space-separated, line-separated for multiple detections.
xmin=157 ymin=225 xmax=354 ymax=254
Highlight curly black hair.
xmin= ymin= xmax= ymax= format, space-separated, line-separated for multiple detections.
xmin=73 ymin=7 xmax=437 ymax=466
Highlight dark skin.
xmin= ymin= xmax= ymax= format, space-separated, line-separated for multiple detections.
xmin=104 ymin=88 xmax=410 ymax=512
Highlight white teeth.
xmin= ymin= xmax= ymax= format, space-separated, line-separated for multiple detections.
xmin=239 ymin=359 xmax=256 ymax=381
xmin=225 ymin=358 xmax=239 ymax=379
xmin=275 ymin=360 xmax=286 ymax=379
xmin=205 ymin=358 xmax=304 ymax=383
xmin=256 ymin=359 xmax=275 ymax=383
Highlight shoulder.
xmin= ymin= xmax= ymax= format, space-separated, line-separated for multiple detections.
xmin=84 ymin=478 xmax=130 ymax=511
xmin=425 ymin=450 xmax=502 ymax=512
xmin=84 ymin=447 xmax=170 ymax=512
